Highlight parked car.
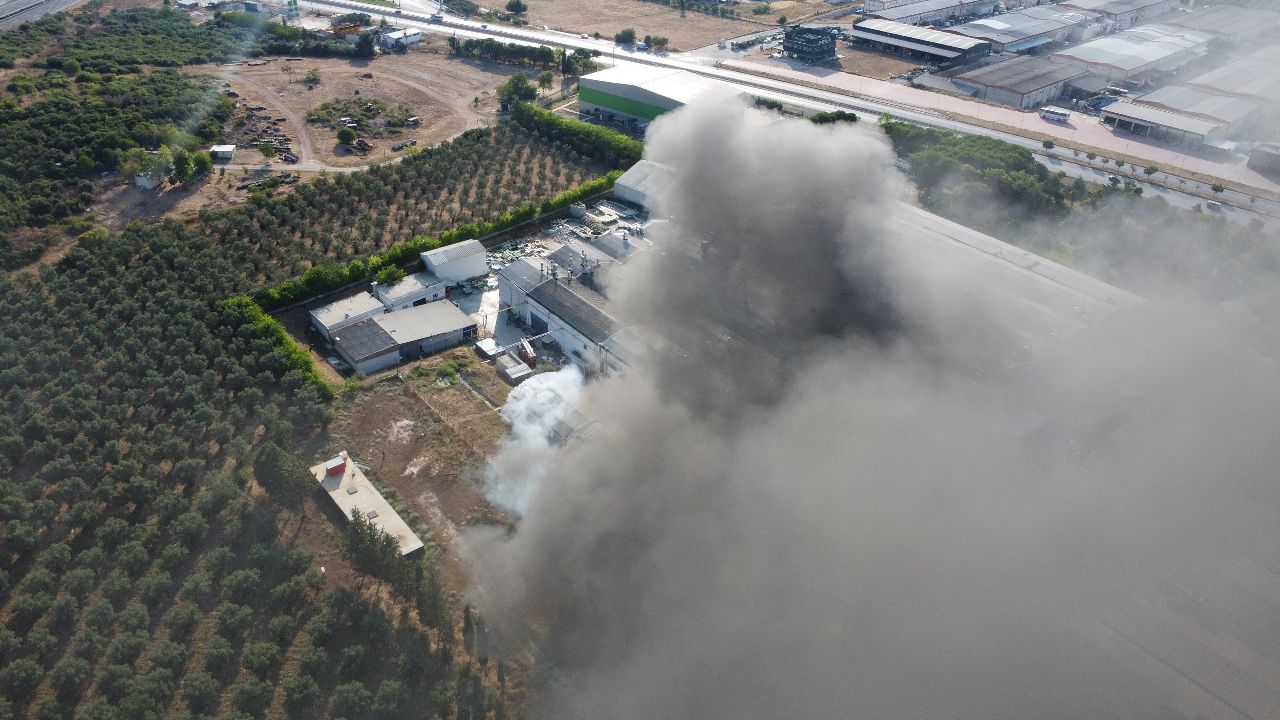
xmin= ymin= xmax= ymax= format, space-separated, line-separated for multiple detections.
xmin=1206 ymin=200 xmax=1223 ymax=211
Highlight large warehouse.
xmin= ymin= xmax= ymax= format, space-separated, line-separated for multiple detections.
xmin=1058 ymin=0 xmax=1179 ymax=29
xmin=1131 ymin=85 xmax=1259 ymax=136
xmin=1101 ymin=100 xmax=1226 ymax=147
xmin=1050 ymin=24 xmax=1210 ymax=83
xmin=1185 ymin=46 xmax=1280 ymax=104
xmin=578 ymin=65 xmax=740 ymax=124
xmin=944 ymin=5 xmax=1102 ymax=53
xmin=1162 ymin=4 xmax=1280 ymax=43
xmin=865 ymin=0 xmax=997 ymax=26
xmin=850 ymin=19 xmax=992 ymax=64
xmin=332 ymin=300 xmax=478 ymax=374
xmin=952 ymin=55 xmax=1087 ymax=109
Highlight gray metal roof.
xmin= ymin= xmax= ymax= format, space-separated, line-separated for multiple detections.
xmin=333 ymin=319 xmax=397 ymax=362
xmin=1102 ymin=100 xmax=1221 ymax=137
xmin=1060 ymin=0 xmax=1172 ymax=15
xmin=1185 ymin=46 xmax=1280 ymax=102
xmin=311 ymin=291 xmax=383 ymax=328
xmin=422 ymin=239 xmax=485 ymax=265
xmin=374 ymin=300 xmax=476 ymax=344
xmin=377 ymin=270 xmax=445 ymax=302
xmin=945 ymin=5 xmax=1098 ymax=46
xmin=1133 ymin=85 xmax=1259 ymax=125
xmin=548 ymin=240 xmax=612 ymax=279
xmin=867 ymin=0 xmax=993 ymax=22
xmin=497 ymin=258 xmax=549 ymax=293
xmin=853 ymin=19 xmax=990 ymax=51
xmin=528 ymin=280 xmax=617 ymax=344
xmin=1163 ymin=5 xmax=1280 ymax=39
xmin=954 ymin=56 xmax=1086 ymax=94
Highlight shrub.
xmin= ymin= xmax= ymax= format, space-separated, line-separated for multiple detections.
xmin=241 ymin=641 xmax=282 ymax=677
xmin=182 ymin=671 xmax=221 ymax=713
xmin=331 ymin=681 xmax=372 ymax=717
xmin=231 ymin=679 xmax=273 ymax=714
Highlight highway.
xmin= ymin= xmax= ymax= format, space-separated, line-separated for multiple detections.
xmin=0 ymin=0 xmax=85 ymax=29
xmin=299 ymin=0 xmax=1277 ymax=230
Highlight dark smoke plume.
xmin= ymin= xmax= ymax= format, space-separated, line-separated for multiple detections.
xmin=468 ymin=99 xmax=1280 ymax=720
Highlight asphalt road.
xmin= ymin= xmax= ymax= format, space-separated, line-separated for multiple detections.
xmin=0 ymin=0 xmax=84 ymax=29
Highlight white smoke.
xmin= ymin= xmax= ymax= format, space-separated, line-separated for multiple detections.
xmin=484 ymin=366 xmax=585 ymax=515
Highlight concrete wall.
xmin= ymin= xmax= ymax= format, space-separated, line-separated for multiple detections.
xmin=341 ymin=347 xmax=400 ymax=375
xmin=399 ymin=326 xmax=476 ymax=359
xmin=527 ymin=297 xmax=607 ymax=374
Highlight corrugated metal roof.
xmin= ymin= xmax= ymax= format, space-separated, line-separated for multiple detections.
xmin=1102 ymin=100 xmax=1221 ymax=136
xmin=854 ymin=18 xmax=990 ymax=51
xmin=1163 ymin=5 xmax=1280 ymax=39
xmin=528 ymin=280 xmax=617 ymax=344
xmin=1060 ymin=0 xmax=1172 ymax=15
xmin=954 ymin=55 xmax=1086 ymax=94
xmin=867 ymin=0 xmax=994 ymax=22
xmin=1185 ymin=46 xmax=1280 ymax=102
xmin=497 ymin=258 xmax=548 ymax=293
xmin=615 ymin=159 xmax=670 ymax=208
xmin=946 ymin=5 xmax=1098 ymax=45
xmin=1052 ymin=25 xmax=1208 ymax=72
xmin=1134 ymin=85 xmax=1258 ymax=125
xmin=377 ymin=270 xmax=445 ymax=302
xmin=422 ymin=238 xmax=485 ymax=265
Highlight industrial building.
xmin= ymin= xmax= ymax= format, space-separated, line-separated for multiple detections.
xmin=952 ymin=55 xmax=1087 ymax=109
xmin=310 ymin=291 xmax=386 ymax=342
xmin=332 ymin=300 xmax=478 ymax=374
xmin=850 ymin=19 xmax=992 ymax=64
xmin=1131 ymin=85 xmax=1259 ymax=136
xmin=613 ymin=159 xmax=670 ymax=211
xmin=310 ymin=452 xmax=423 ymax=556
xmin=496 ymin=258 xmax=549 ymax=323
xmin=421 ymin=239 xmax=487 ymax=283
xmin=525 ymin=279 xmax=618 ymax=374
xmin=861 ymin=0 xmax=925 ymax=10
xmin=781 ymin=26 xmax=838 ymax=64
xmin=1100 ymin=99 xmax=1226 ymax=147
xmin=578 ymin=65 xmax=741 ymax=124
xmin=1162 ymin=5 xmax=1280 ymax=44
xmin=372 ymin=270 xmax=447 ymax=311
xmin=1058 ymin=0 xmax=1178 ymax=29
xmin=1185 ymin=46 xmax=1280 ymax=104
xmin=310 ymin=270 xmax=448 ymax=341
xmin=1050 ymin=24 xmax=1210 ymax=83
xmin=865 ymin=0 xmax=997 ymax=26
xmin=1248 ymin=144 xmax=1280 ymax=177
xmin=944 ymin=5 xmax=1101 ymax=53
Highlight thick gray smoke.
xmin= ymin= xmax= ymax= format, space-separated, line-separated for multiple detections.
xmin=468 ymin=99 xmax=1280 ymax=720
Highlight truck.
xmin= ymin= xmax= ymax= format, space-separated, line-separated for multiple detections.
xmin=1038 ymin=106 xmax=1071 ymax=123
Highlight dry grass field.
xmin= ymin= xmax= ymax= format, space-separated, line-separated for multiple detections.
xmin=523 ymin=0 xmax=765 ymax=50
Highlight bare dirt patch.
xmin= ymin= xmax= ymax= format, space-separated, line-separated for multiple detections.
xmin=523 ymin=0 xmax=773 ymax=51
xmin=836 ymin=45 xmax=920 ymax=80
xmin=324 ymin=350 xmax=513 ymax=594
xmin=89 ymin=167 xmax=317 ymax=228
xmin=205 ymin=37 xmax=526 ymax=168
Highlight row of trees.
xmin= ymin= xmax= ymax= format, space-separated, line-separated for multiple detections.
xmin=446 ymin=36 xmax=558 ymax=68
xmin=510 ymin=101 xmax=644 ymax=168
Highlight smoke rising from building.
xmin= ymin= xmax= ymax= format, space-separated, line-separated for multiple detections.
xmin=467 ymin=99 xmax=1280 ymax=720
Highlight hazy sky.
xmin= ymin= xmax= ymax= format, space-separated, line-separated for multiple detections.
xmin=469 ymin=100 xmax=1280 ymax=720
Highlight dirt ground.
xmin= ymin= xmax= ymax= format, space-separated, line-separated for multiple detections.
xmin=89 ymin=167 xmax=317 ymax=228
xmin=203 ymin=35 xmax=524 ymax=169
xmin=522 ymin=0 xmax=797 ymax=51
xmin=324 ymin=350 xmax=512 ymax=595
xmin=836 ymin=45 xmax=920 ymax=80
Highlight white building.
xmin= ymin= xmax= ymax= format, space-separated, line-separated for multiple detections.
xmin=613 ymin=159 xmax=671 ymax=211
xmin=523 ymin=279 xmax=618 ymax=375
xmin=578 ymin=65 xmax=742 ymax=124
xmin=496 ymin=258 xmax=550 ymax=320
xmin=310 ymin=451 xmax=424 ymax=556
xmin=210 ymin=144 xmax=236 ymax=161
xmin=372 ymin=270 xmax=447 ymax=311
xmin=421 ymin=240 xmax=487 ymax=284
xmin=1051 ymin=24 xmax=1210 ymax=83
xmin=1058 ymin=0 xmax=1178 ymax=29
xmin=310 ymin=291 xmax=385 ymax=342
xmin=379 ymin=28 xmax=422 ymax=50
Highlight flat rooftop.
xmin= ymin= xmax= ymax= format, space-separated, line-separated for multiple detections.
xmin=311 ymin=291 xmax=384 ymax=328
xmin=954 ymin=55 xmax=1086 ymax=94
xmin=581 ymin=65 xmax=738 ymax=106
xmin=853 ymin=19 xmax=991 ymax=54
xmin=867 ymin=0 xmax=991 ymax=21
xmin=1060 ymin=0 xmax=1172 ymax=15
xmin=1185 ymin=46 xmax=1280 ymax=102
xmin=374 ymin=298 xmax=476 ymax=344
xmin=310 ymin=453 xmax=424 ymax=556
xmin=377 ymin=270 xmax=445 ymax=303
xmin=1133 ymin=85 xmax=1258 ymax=125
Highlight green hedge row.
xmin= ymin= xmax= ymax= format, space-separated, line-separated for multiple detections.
xmin=251 ymin=169 xmax=622 ymax=311
xmin=509 ymin=102 xmax=643 ymax=169
xmin=220 ymin=296 xmax=335 ymax=400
